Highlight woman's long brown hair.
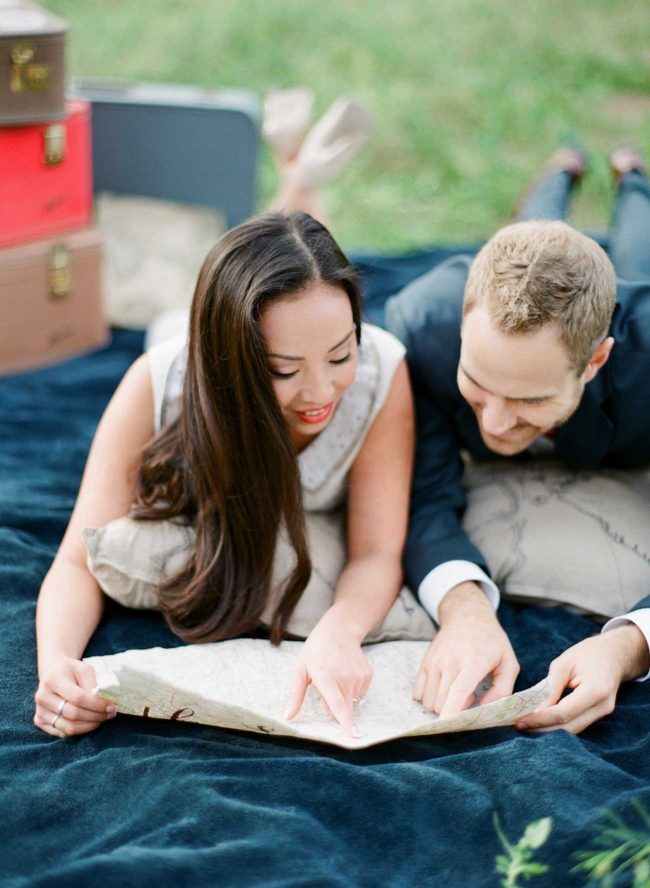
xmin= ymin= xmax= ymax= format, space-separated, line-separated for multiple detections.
xmin=132 ymin=212 xmax=362 ymax=644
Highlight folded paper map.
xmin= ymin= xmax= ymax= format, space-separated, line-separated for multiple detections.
xmin=86 ymin=639 xmax=552 ymax=750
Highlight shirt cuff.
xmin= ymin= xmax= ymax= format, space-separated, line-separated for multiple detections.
xmin=417 ymin=560 xmax=500 ymax=624
xmin=602 ymin=609 xmax=650 ymax=682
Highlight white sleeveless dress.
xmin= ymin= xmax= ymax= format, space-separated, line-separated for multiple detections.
xmin=143 ymin=323 xmax=434 ymax=641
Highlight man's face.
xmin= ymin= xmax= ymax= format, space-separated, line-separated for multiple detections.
xmin=458 ymin=304 xmax=585 ymax=456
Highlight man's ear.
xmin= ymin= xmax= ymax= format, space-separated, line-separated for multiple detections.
xmin=583 ymin=336 xmax=614 ymax=383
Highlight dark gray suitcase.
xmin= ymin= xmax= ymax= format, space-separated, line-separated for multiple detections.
xmin=68 ymin=79 xmax=260 ymax=229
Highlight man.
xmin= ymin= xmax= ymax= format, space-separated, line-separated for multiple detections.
xmin=385 ymin=146 xmax=650 ymax=734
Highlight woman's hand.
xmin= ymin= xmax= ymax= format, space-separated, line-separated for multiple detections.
xmin=34 ymin=656 xmax=116 ymax=738
xmin=284 ymin=611 xmax=372 ymax=736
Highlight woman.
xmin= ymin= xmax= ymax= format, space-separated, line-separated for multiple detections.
xmin=33 ymin=212 xmax=415 ymax=739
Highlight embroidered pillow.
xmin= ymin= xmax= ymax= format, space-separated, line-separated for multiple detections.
xmin=83 ymin=512 xmax=435 ymax=643
xmin=462 ymin=460 xmax=650 ymax=619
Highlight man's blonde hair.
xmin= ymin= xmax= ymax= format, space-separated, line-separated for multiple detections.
xmin=463 ymin=221 xmax=616 ymax=373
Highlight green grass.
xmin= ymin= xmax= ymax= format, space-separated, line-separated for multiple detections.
xmin=48 ymin=0 xmax=650 ymax=249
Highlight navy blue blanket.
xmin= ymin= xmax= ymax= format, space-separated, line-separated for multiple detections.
xmin=2 ymin=247 xmax=649 ymax=888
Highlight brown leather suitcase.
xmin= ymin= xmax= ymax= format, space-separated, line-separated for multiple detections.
xmin=0 ymin=0 xmax=68 ymax=126
xmin=0 ymin=227 xmax=109 ymax=375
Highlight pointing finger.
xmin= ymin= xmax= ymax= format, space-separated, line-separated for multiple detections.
xmin=439 ymin=668 xmax=486 ymax=719
xmin=284 ymin=665 xmax=310 ymax=721
xmin=478 ymin=658 xmax=519 ymax=706
xmin=315 ymin=679 xmax=358 ymax=737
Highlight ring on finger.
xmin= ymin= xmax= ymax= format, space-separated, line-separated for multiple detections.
xmin=56 ymin=698 xmax=66 ymax=717
xmin=51 ymin=712 xmax=63 ymax=729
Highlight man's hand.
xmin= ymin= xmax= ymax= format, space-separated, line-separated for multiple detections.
xmin=414 ymin=581 xmax=520 ymax=717
xmin=516 ymin=623 xmax=650 ymax=735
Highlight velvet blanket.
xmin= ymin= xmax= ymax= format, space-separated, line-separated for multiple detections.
xmin=2 ymin=247 xmax=649 ymax=887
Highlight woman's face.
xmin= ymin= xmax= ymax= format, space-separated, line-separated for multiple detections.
xmin=260 ymin=281 xmax=358 ymax=449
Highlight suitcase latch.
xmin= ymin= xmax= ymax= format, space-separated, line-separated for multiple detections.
xmin=10 ymin=44 xmax=50 ymax=93
xmin=43 ymin=124 xmax=66 ymax=166
xmin=49 ymin=244 xmax=71 ymax=300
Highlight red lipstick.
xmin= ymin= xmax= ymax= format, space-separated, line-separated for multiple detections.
xmin=296 ymin=402 xmax=334 ymax=425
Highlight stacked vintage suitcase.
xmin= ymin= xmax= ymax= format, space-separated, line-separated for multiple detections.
xmin=0 ymin=0 xmax=107 ymax=375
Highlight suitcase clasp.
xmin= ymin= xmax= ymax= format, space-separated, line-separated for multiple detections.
xmin=43 ymin=124 xmax=66 ymax=166
xmin=49 ymin=244 xmax=71 ymax=300
xmin=10 ymin=45 xmax=50 ymax=93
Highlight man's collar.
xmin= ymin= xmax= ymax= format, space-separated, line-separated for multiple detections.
xmin=552 ymin=384 xmax=614 ymax=468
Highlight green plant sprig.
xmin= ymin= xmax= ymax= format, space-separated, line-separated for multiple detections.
xmin=572 ymin=800 xmax=650 ymax=888
xmin=493 ymin=812 xmax=553 ymax=888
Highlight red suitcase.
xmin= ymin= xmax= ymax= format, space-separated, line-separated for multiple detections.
xmin=0 ymin=97 xmax=92 ymax=248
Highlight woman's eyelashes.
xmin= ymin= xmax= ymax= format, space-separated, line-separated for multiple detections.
xmin=270 ymin=368 xmax=299 ymax=379
xmin=269 ymin=353 xmax=352 ymax=379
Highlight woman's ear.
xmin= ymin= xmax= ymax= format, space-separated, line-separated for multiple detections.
xmin=583 ymin=336 xmax=614 ymax=383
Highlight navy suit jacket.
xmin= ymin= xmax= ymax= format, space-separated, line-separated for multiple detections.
xmin=385 ymin=254 xmax=650 ymax=615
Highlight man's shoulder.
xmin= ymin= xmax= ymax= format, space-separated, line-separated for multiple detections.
xmin=384 ymin=256 xmax=469 ymax=396
xmin=385 ymin=254 xmax=471 ymax=344
xmin=611 ymin=280 xmax=650 ymax=354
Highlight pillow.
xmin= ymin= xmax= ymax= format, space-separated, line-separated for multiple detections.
xmin=83 ymin=517 xmax=194 ymax=610
xmin=83 ymin=511 xmax=435 ymax=643
xmin=95 ymin=193 xmax=225 ymax=328
xmin=462 ymin=459 xmax=650 ymax=619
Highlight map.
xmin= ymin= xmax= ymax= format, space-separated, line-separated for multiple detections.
xmin=86 ymin=639 xmax=552 ymax=750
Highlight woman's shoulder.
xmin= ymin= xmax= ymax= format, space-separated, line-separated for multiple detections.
xmin=146 ymin=334 xmax=188 ymax=432
xmin=358 ymin=323 xmax=406 ymax=394
xmin=360 ymin=322 xmax=406 ymax=362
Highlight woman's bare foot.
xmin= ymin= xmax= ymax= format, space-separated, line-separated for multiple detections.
xmin=263 ymin=88 xmax=314 ymax=164
xmin=263 ymin=88 xmax=330 ymax=225
xmin=265 ymin=94 xmax=374 ymax=229
xmin=291 ymin=97 xmax=375 ymax=190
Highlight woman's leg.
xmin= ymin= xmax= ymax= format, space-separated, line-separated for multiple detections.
xmin=265 ymin=94 xmax=374 ymax=229
xmin=608 ymin=147 xmax=650 ymax=281
xmin=516 ymin=148 xmax=587 ymax=222
xmin=268 ymin=160 xmax=331 ymax=226
xmin=263 ymin=87 xmax=330 ymax=224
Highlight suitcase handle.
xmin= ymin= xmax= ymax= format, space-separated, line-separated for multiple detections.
xmin=10 ymin=44 xmax=50 ymax=94
xmin=43 ymin=124 xmax=66 ymax=166
xmin=49 ymin=244 xmax=71 ymax=300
